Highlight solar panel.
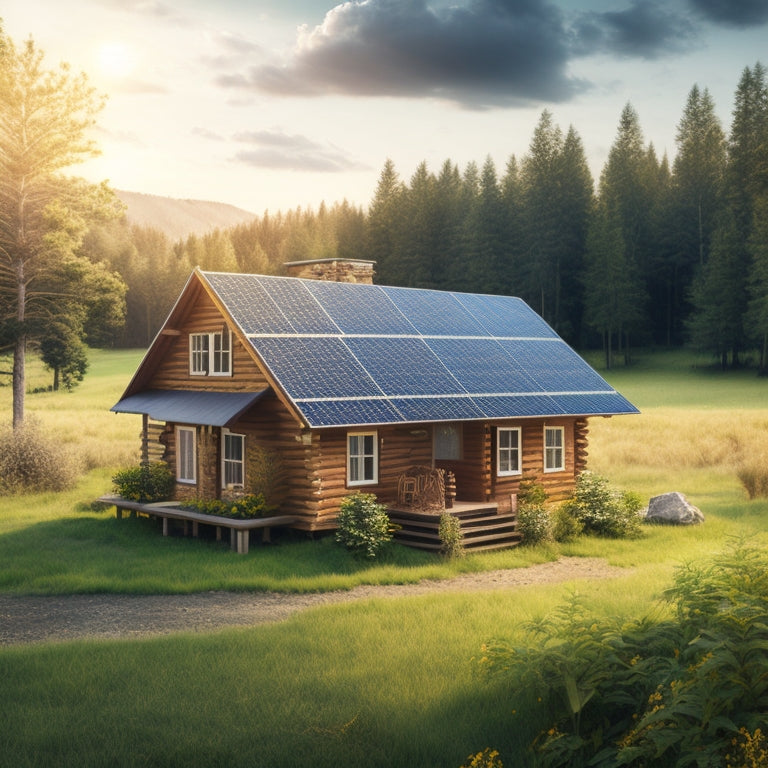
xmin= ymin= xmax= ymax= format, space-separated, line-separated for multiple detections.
xmin=205 ymin=273 xmax=294 ymax=335
xmin=256 ymin=276 xmax=340 ymax=334
xmin=252 ymin=337 xmax=381 ymax=400
xmin=499 ymin=340 xmax=611 ymax=393
xmin=453 ymin=292 xmax=557 ymax=338
xmin=390 ymin=397 xmax=486 ymax=423
xmin=343 ymin=337 xmax=465 ymax=396
xmin=425 ymin=337 xmax=542 ymax=394
xmin=296 ymin=398 xmax=403 ymax=428
xmin=304 ymin=280 xmax=416 ymax=335
xmin=380 ymin=285 xmax=489 ymax=336
xmin=201 ymin=271 xmax=638 ymax=428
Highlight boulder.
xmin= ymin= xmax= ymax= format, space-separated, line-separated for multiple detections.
xmin=644 ymin=492 xmax=704 ymax=525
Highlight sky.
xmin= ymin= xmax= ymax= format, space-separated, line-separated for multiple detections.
xmin=2 ymin=0 xmax=767 ymax=215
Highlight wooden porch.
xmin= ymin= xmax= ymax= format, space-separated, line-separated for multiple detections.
xmin=98 ymin=495 xmax=299 ymax=554
xmin=387 ymin=501 xmax=522 ymax=552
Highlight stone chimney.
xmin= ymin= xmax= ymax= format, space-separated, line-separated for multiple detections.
xmin=284 ymin=258 xmax=376 ymax=284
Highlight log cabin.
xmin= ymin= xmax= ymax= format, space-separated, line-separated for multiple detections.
xmin=111 ymin=260 xmax=638 ymax=542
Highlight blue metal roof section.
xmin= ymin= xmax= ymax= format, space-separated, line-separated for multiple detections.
xmin=112 ymin=389 xmax=267 ymax=427
xmin=201 ymin=271 xmax=639 ymax=429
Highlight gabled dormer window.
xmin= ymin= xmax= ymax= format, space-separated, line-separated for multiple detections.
xmin=190 ymin=329 xmax=231 ymax=376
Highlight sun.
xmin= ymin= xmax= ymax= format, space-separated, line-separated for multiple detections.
xmin=96 ymin=42 xmax=137 ymax=78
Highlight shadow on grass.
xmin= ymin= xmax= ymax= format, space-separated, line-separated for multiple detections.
xmin=0 ymin=511 xmax=437 ymax=595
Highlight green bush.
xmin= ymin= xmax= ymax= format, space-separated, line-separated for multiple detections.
xmin=181 ymin=493 xmax=274 ymax=519
xmin=517 ymin=503 xmax=552 ymax=545
xmin=335 ymin=492 xmax=392 ymax=558
xmin=560 ymin=471 xmax=642 ymax=538
xmin=478 ymin=541 xmax=768 ymax=768
xmin=550 ymin=505 xmax=583 ymax=542
xmin=112 ymin=462 xmax=175 ymax=503
xmin=0 ymin=419 xmax=79 ymax=494
xmin=439 ymin=511 xmax=465 ymax=558
xmin=516 ymin=476 xmax=552 ymax=545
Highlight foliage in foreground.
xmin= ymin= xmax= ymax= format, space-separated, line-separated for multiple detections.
xmin=0 ymin=419 xmax=79 ymax=494
xmin=111 ymin=462 xmax=174 ymax=503
xmin=478 ymin=541 xmax=768 ymax=767
xmin=335 ymin=492 xmax=393 ymax=558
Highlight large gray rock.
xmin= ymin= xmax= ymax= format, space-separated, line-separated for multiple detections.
xmin=644 ymin=492 xmax=704 ymax=525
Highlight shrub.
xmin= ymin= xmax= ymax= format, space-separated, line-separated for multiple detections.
xmin=478 ymin=541 xmax=768 ymax=768
xmin=550 ymin=505 xmax=583 ymax=542
xmin=181 ymin=493 xmax=274 ymax=519
xmin=112 ymin=462 xmax=175 ymax=503
xmin=439 ymin=511 xmax=464 ymax=558
xmin=0 ymin=419 xmax=79 ymax=494
xmin=335 ymin=492 xmax=392 ymax=558
xmin=517 ymin=503 xmax=552 ymax=545
xmin=736 ymin=460 xmax=768 ymax=499
xmin=516 ymin=476 xmax=552 ymax=545
xmin=560 ymin=471 xmax=642 ymax=538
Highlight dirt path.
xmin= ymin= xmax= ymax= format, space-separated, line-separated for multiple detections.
xmin=0 ymin=557 xmax=628 ymax=645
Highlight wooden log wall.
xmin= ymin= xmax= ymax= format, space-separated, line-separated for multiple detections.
xmin=490 ymin=418 xmax=582 ymax=503
xmin=148 ymin=291 xmax=270 ymax=392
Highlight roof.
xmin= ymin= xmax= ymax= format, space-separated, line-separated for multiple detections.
xmin=111 ymin=389 xmax=267 ymax=427
xmin=196 ymin=271 xmax=638 ymax=428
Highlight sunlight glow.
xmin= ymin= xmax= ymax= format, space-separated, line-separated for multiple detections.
xmin=96 ymin=42 xmax=137 ymax=78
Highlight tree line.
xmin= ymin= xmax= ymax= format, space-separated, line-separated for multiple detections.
xmin=90 ymin=64 xmax=768 ymax=372
xmin=2 ymin=16 xmax=768 ymax=431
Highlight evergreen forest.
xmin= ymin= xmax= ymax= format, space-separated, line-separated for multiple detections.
xmin=81 ymin=63 xmax=768 ymax=372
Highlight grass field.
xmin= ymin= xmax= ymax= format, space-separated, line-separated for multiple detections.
xmin=1 ymin=347 xmax=768 ymax=767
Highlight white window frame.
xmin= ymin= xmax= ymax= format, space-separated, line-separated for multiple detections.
xmin=176 ymin=426 xmax=196 ymax=484
xmin=347 ymin=431 xmax=378 ymax=486
xmin=222 ymin=430 xmax=245 ymax=489
xmin=497 ymin=427 xmax=522 ymax=477
xmin=544 ymin=426 xmax=565 ymax=473
xmin=189 ymin=329 xmax=231 ymax=377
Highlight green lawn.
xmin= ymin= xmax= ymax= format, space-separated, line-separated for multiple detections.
xmin=1 ymin=347 xmax=768 ymax=767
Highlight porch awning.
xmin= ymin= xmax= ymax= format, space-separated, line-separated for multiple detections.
xmin=111 ymin=389 xmax=267 ymax=427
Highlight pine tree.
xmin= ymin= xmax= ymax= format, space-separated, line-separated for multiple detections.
xmin=0 ymin=26 xmax=121 ymax=426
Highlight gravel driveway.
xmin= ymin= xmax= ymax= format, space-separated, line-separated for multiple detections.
xmin=0 ymin=557 xmax=627 ymax=645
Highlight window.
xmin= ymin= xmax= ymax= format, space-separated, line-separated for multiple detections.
xmin=544 ymin=426 xmax=565 ymax=472
xmin=222 ymin=430 xmax=245 ymax=488
xmin=347 ymin=432 xmax=378 ymax=486
xmin=434 ymin=424 xmax=462 ymax=461
xmin=177 ymin=426 xmax=196 ymax=483
xmin=189 ymin=329 xmax=231 ymax=376
xmin=497 ymin=427 xmax=521 ymax=476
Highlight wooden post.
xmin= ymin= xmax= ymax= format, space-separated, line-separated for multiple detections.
xmin=141 ymin=414 xmax=149 ymax=466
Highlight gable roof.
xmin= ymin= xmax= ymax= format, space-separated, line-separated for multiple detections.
xmin=191 ymin=270 xmax=638 ymax=428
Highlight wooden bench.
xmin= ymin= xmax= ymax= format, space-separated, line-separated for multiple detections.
xmin=98 ymin=495 xmax=299 ymax=554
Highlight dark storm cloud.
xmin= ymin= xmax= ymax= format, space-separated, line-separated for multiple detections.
xmin=687 ymin=0 xmax=768 ymax=27
xmin=231 ymin=130 xmax=368 ymax=172
xmin=571 ymin=0 xmax=697 ymax=59
xmin=215 ymin=0 xmax=588 ymax=109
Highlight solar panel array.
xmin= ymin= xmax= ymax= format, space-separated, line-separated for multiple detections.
xmin=203 ymin=272 xmax=639 ymax=428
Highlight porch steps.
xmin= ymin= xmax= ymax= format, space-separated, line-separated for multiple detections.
xmin=388 ymin=506 xmax=521 ymax=552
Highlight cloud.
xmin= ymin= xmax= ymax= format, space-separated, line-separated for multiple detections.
xmin=203 ymin=30 xmax=264 ymax=69
xmin=571 ymin=1 xmax=697 ymax=59
xmin=687 ymin=0 xmax=768 ymax=27
xmin=215 ymin=0 xmax=588 ymax=109
xmin=231 ymin=130 xmax=369 ymax=172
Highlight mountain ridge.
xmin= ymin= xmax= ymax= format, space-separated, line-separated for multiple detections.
xmin=116 ymin=190 xmax=257 ymax=241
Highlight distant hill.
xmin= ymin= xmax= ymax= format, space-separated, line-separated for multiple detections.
xmin=116 ymin=190 xmax=256 ymax=241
